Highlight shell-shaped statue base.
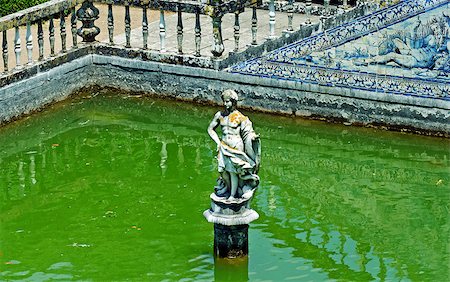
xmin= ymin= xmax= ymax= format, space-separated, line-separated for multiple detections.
xmin=203 ymin=190 xmax=259 ymax=226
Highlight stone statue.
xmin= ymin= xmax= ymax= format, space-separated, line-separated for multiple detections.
xmin=207 ymin=89 xmax=261 ymax=200
xmin=204 ymin=90 xmax=261 ymax=258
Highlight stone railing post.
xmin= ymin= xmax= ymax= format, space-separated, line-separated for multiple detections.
xmin=37 ymin=20 xmax=44 ymax=60
xmin=2 ymin=31 xmax=8 ymax=72
xmin=324 ymin=0 xmax=330 ymax=15
xmin=70 ymin=7 xmax=78 ymax=48
xmin=305 ymin=0 xmax=312 ymax=25
xmin=342 ymin=0 xmax=350 ymax=9
xmin=107 ymin=0 xmax=114 ymax=45
xmin=26 ymin=22 xmax=33 ymax=65
xmin=177 ymin=4 xmax=184 ymax=54
xmin=159 ymin=9 xmax=166 ymax=52
xmin=71 ymin=8 xmax=78 ymax=48
xmin=60 ymin=12 xmax=67 ymax=52
xmin=234 ymin=11 xmax=240 ymax=52
xmin=49 ymin=17 xmax=55 ymax=56
xmin=77 ymin=0 xmax=100 ymax=42
xmin=14 ymin=26 xmax=22 ymax=69
xmin=251 ymin=6 xmax=258 ymax=45
xmin=210 ymin=0 xmax=224 ymax=57
xmin=211 ymin=16 xmax=224 ymax=57
xmin=286 ymin=0 xmax=294 ymax=32
xmin=124 ymin=0 xmax=131 ymax=48
xmin=268 ymin=0 xmax=276 ymax=39
xmin=194 ymin=8 xmax=201 ymax=57
xmin=142 ymin=0 xmax=149 ymax=49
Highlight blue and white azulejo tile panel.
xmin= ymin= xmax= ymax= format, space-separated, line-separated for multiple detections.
xmin=228 ymin=0 xmax=450 ymax=101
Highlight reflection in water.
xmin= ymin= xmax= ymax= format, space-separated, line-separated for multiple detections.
xmin=159 ymin=141 xmax=168 ymax=176
xmin=0 ymin=92 xmax=448 ymax=281
xmin=214 ymin=256 xmax=249 ymax=282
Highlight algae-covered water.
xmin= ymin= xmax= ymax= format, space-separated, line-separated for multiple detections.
xmin=0 ymin=91 xmax=449 ymax=281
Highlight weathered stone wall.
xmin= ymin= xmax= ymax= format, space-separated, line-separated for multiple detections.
xmin=90 ymin=54 xmax=449 ymax=134
xmin=0 ymin=55 xmax=94 ymax=123
xmin=0 ymin=52 xmax=448 ymax=135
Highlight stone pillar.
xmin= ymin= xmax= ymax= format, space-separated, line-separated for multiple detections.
xmin=214 ymin=224 xmax=248 ymax=258
xmin=204 ymin=190 xmax=259 ymax=258
xmin=211 ymin=14 xmax=224 ymax=57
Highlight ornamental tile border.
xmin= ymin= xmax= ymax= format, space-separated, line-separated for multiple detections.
xmin=230 ymin=59 xmax=450 ymax=101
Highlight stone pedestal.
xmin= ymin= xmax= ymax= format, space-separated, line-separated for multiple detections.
xmin=204 ymin=190 xmax=259 ymax=258
xmin=214 ymin=224 xmax=248 ymax=258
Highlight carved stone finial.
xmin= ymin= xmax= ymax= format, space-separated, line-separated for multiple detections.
xmin=76 ymin=0 xmax=100 ymax=42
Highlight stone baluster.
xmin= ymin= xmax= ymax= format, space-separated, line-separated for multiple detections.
xmin=125 ymin=0 xmax=131 ymax=48
xmin=305 ymin=0 xmax=312 ymax=25
xmin=142 ymin=1 xmax=149 ymax=49
xmin=107 ymin=0 xmax=114 ymax=45
xmin=211 ymin=18 xmax=224 ymax=57
xmin=37 ymin=20 xmax=44 ymax=60
xmin=234 ymin=11 xmax=240 ymax=52
xmin=324 ymin=0 xmax=330 ymax=15
xmin=49 ymin=17 xmax=55 ymax=56
xmin=71 ymin=8 xmax=78 ymax=48
xmin=14 ymin=26 xmax=22 ymax=69
xmin=60 ymin=12 xmax=67 ymax=52
xmin=211 ymin=2 xmax=224 ymax=57
xmin=159 ymin=9 xmax=166 ymax=53
xmin=268 ymin=0 xmax=276 ymax=39
xmin=26 ymin=23 xmax=33 ymax=64
xmin=251 ymin=6 xmax=257 ymax=45
xmin=2 ymin=31 xmax=8 ymax=72
xmin=194 ymin=8 xmax=201 ymax=57
xmin=287 ymin=0 xmax=294 ymax=32
xmin=342 ymin=0 xmax=349 ymax=9
xmin=77 ymin=0 xmax=100 ymax=42
xmin=177 ymin=6 xmax=183 ymax=54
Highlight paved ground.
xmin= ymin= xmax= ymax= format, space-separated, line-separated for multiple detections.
xmin=1 ymin=4 xmax=321 ymax=72
xmin=108 ymin=5 xmax=320 ymax=58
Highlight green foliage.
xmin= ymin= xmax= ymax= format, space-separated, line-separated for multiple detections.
xmin=0 ymin=0 xmax=49 ymax=17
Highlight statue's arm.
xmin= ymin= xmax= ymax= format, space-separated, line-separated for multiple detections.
xmin=207 ymin=112 xmax=221 ymax=148
xmin=241 ymin=118 xmax=258 ymax=160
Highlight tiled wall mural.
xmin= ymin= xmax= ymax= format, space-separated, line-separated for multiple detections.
xmin=228 ymin=0 xmax=450 ymax=101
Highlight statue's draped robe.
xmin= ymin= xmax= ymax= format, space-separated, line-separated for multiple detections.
xmin=218 ymin=111 xmax=260 ymax=179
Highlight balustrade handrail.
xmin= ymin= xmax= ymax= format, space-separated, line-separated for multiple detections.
xmin=93 ymin=0 xmax=260 ymax=15
xmin=0 ymin=0 xmax=83 ymax=32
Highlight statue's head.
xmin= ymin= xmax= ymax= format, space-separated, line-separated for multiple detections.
xmin=221 ymin=89 xmax=238 ymax=110
xmin=221 ymin=89 xmax=239 ymax=102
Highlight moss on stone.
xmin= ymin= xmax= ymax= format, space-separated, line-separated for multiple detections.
xmin=0 ymin=0 xmax=49 ymax=17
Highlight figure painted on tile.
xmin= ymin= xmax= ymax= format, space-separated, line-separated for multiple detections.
xmin=207 ymin=90 xmax=261 ymax=200
xmin=365 ymin=14 xmax=450 ymax=70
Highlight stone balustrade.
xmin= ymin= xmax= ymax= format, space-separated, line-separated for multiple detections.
xmin=0 ymin=0 xmax=83 ymax=73
xmin=0 ymin=0 xmax=384 ymax=74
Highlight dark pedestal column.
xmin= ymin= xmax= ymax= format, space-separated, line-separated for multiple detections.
xmin=214 ymin=223 xmax=249 ymax=258
xmin=204 ymin=191 xmax=258 ymax=259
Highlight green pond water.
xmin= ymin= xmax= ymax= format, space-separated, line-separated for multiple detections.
xmin=0 ymin=91 xmax=449 ymax=281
